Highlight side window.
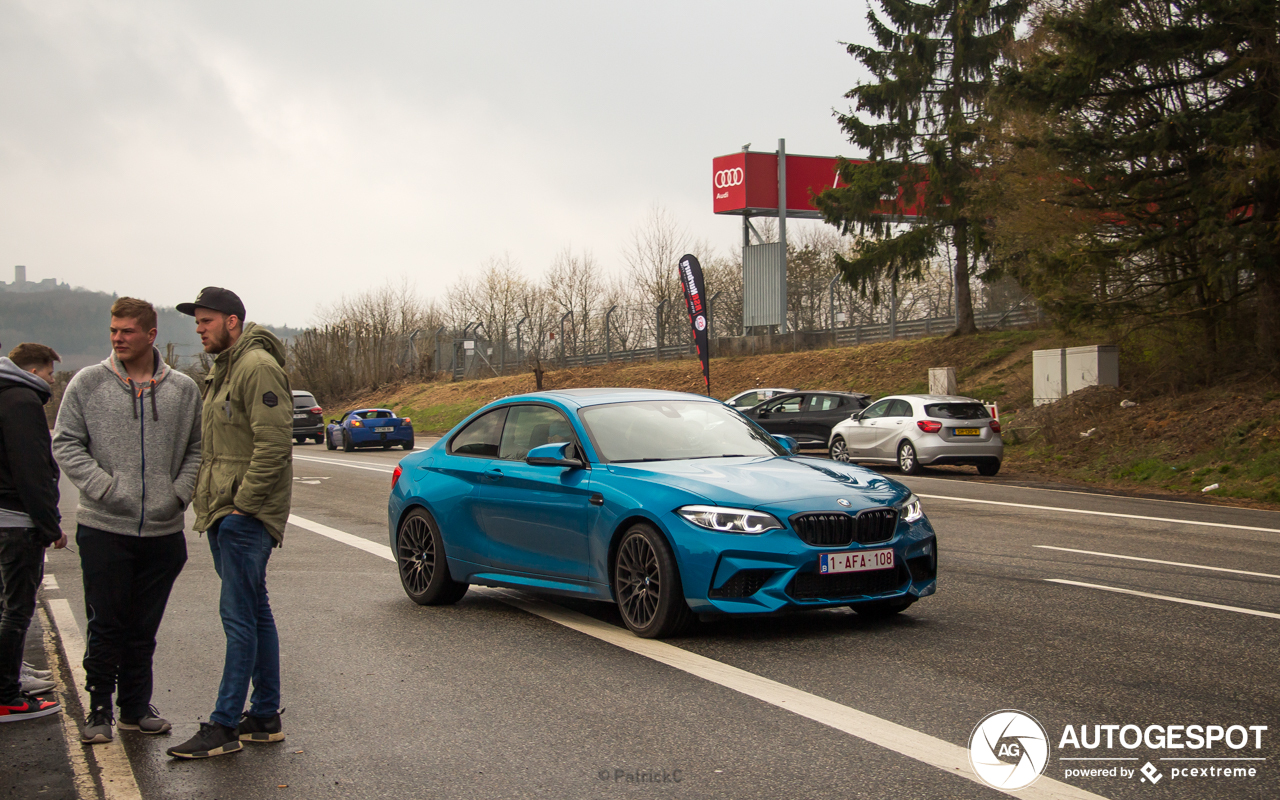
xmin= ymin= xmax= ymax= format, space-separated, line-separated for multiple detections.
xmin=449 ymin=408 xmax=509 ymax=458
xmin=771 ymin=395 xmax=804 ymax=414
xmin=888 ymin=399 xmax=915 ymax=417
xmin=339 ymin=411 xmax=352 ymax=423
xmin=809 ymin=395 xmax=840 ymax=412
xmin=499 ymin=405 xmax=577 ymax=460
xmin=735 ymin=392 xmax=758 ymax=407
xmin=861 ymin=399 xmax=892 ymax=419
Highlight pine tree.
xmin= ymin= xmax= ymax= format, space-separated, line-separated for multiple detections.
xmin=1004 ymin=0 xmax=1280 ymax=365
xmin=817 ymin=0 xmax=1026 ymax=335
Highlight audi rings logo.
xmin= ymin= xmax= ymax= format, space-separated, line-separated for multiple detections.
xmin=969 ymin=710 xmax=1050 ymax=790
xmin=714 ymin=168 xmax=744 ymax=189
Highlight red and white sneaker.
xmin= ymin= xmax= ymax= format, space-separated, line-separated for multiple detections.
xmin=0 ymin=694 xmax=61 ymax=723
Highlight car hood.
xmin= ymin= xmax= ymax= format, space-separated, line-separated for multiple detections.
xmin=604 ymin=456 xmax=907 ymax=510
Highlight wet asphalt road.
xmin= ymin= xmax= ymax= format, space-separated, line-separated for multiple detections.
xmin=28 ymin=439 xmax=1280 ymax=799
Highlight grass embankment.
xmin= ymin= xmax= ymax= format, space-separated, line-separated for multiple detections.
xmin=343 ymin=329 xmax=1280 ymax=507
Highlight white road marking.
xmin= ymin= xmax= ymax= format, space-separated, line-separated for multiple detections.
xmin=37 ymin=606 xmax=98 ymax=800
xmin=42 ymin=573 xmax=59 ymax=590
xmin=47 ymin=598 xmax=143 ymax=800
xmin=1035 ymin=545 xmax=1280 ymax=580
xmin=293 ymin=516 xmax=1107 ymax=799
xmin=292 ymin=454 xmax=396 ymax=474
xmin=288 ymin=515 xmax=393 ymax=560
xmin=1045 ymin=580 xmax=1280 ymax=620
xmin=918 ymin=493 xmax=1280 ymax=535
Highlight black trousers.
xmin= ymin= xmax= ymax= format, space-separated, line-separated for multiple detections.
xmin=0 ymin=527 xmax=43 ymax=703
xmin=78 ymin=525 xmax=187 ymax=717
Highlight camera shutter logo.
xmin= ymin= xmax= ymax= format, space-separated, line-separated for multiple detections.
xmin=968 ymin=710 xmax=1050 ymax=790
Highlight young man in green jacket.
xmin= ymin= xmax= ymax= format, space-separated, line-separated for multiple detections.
xmin=167 ymin=288 xmax=292 ymax=759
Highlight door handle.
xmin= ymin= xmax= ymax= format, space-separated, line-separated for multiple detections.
xmin=483 ymin=468 xmax=503 ymax=482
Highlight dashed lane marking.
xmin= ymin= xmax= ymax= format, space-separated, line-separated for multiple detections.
xmin=1045 ymin=579 xmax=1280 ymax=620
xmin=289 ymin=515 xmax=1108 ymax=800
xmin=1035 ymin=545 xmax=1280 ymax=580
xmin=918 ymin=493 xmax=1280 ymax=535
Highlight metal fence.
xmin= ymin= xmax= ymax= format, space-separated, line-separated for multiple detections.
xmin=436 ymin=305 xmax=1043 ymax=380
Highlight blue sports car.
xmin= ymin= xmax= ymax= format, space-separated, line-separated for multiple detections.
xmin=387 ymin=389 xmax=937 ymax=638
xmin=327 ymin=408 xmax=415 ymax=451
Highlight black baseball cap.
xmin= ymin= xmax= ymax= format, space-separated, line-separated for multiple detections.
xmin=177 ymin=287 xmax=246 ymax=320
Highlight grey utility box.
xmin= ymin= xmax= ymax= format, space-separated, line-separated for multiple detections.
xmin=929 ymin=367 xmax=958 ymax=395
xmin=1065 ymin=345 xmax=1119 ymax=394
xmin=1033 ymin=348 xmax=1066 ymax=406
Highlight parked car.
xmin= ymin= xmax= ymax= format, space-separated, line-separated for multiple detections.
xmin=738 ymin=391 xmax=872 ymax=449
xmin=326 ymin=408 xmax=415 ymax=451
xmin=827 ymin=394 xmax=1002 ymax=476
xmin=388 ymin=388 xmax=937 ymax=638
xmin=724 ymin=387 xmax=794 ymax=410
xmin=291 ymin=390 xmax=325 ymax=444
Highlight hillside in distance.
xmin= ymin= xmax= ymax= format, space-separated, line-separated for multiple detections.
xmin=0 ymin=288 xmax=301 ymax=371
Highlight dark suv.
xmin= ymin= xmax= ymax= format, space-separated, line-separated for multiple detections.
xmin=292 ymin=390 xmax=325 ymax=444
xmin=739 ymin=390 xmax=872 ymax=449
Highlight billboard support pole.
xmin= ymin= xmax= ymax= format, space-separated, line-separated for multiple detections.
xmin=778 ymin=138 xmax=788 ymax=334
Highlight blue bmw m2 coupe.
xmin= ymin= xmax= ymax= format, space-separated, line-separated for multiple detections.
xmin=388 ymin=389 xmax=937 ymax=638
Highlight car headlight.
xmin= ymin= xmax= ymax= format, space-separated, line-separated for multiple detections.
xmin=676 ymin=505 xmax=782 ymax=534
xmin=898 ymin=494 xmax=924 ymax=523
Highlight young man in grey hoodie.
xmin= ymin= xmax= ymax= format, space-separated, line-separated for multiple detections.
xmin=53 ymin=298 xmax=203 ymax=743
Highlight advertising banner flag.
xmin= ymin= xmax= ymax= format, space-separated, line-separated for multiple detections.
xmin=677 ymin=253 xmax=711 ymax=394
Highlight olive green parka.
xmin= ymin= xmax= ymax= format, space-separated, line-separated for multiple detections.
xmin=192 ymin=323 xmax=293 ymax=543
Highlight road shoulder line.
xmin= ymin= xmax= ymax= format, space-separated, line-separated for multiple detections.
xmin=46 ymin=597 xmax=143 ymax=800
xmin=1035 ymin=545 xmax=1280 ymax=580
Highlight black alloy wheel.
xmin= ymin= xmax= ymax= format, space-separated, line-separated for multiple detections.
xmin=898 ymin=441 xmax=921 ymax=475
xmin=395 ymin=508 xmax=468 ymax=605
xmin=829 ymin=436 xmax=850 ymax=462
xmin=342 ymin=432 xmax=354 ymax=453
xmin=613 ymin=523 xmax=692 ymax=638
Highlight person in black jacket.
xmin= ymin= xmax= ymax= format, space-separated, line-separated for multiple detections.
xmin=0 ymin=343 xmax=67 ymax=723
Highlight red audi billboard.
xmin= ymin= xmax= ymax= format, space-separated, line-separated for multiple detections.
xmin=712 ymin=152 xmax=927 ymax=220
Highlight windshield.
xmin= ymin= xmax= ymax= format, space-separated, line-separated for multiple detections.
xmin=924 ymin=402 xmax=990 ymax=420
xmin=579 ymin=400 xmax=789 ymax=462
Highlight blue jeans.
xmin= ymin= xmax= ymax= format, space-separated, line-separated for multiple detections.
xmin=207 ymin=513 xmax=279 ymax=728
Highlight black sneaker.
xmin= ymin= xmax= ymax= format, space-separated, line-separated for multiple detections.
xmin=166 ymin=722 xmax=242 ymax=759
xmin=236 ymin=709 xmax=285 ymax=743
xmin=0 ymin=694 xmax=61 ymax=723
xmin=80 ymin=706 xmax=113 ymax=743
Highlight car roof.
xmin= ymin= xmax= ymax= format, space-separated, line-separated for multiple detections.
xmin=498 ymin=388 xmax=720 ymax=410
xmin=291 ymin=390 xmax=314 ymax=396
xmin=879 ymin=394 xmax=987 ymax=403
xmin=771 ymin=390 xmax=870 ymax=399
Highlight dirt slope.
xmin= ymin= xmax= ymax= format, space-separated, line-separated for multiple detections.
xmin=337 ymin=329 xmax=1280 ymax=507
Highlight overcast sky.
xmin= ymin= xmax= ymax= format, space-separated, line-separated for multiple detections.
xmin=1 ymin=0 xmax=873 ymax=327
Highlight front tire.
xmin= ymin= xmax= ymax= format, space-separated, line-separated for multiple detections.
xmin=395 ymin=508 xmax=468 ymax=605
xmin=898 ymin=441 xmax=921 ymax=475
xmin=978 ymin=459 xmax=1001 ymax=476
xmin=342 ymin=432 xmax=354 ymax=453
xmin=612 ymin=523 xmax=692 ymax=638
xmin=325 ymin=432 xmax=336 ymax=451
xmin=829 ymin=436 xmax=850 ymax=462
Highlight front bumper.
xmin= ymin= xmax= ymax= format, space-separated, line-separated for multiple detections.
xmin=668 ymin=510 xmax=938 ymax=615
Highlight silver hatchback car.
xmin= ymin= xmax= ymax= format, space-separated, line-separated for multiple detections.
xmin=827 ymin=394 xmax=1003 ymax=476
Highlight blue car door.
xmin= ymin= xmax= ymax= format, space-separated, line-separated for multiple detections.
xmin=477 ymin=404 xmax=592 ymax=580
xmin=431 ymin=407 xmax=509 ymax=566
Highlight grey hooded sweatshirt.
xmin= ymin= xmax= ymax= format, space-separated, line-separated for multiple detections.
xmin=53 ymin=348 xmax=203 ymax=536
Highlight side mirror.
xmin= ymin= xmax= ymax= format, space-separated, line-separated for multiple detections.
xmin=849 ymin=411 xmax=863 ymax=421
xmin=526 ymin=442 xmax=584 ymax=469
xmin=772 ymin=434 xmax=798 ymax=454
